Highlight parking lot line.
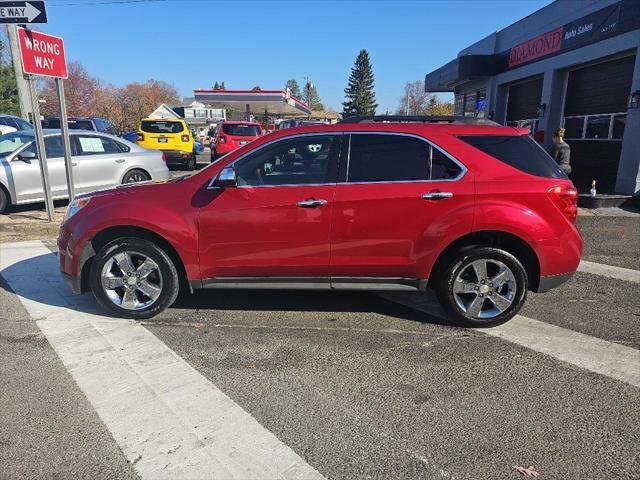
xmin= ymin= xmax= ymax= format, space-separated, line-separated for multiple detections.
xmin=380 ymin=292 xmax=640 ymax=388
xmin=0 ymin=241 xmax=324 ymax=480
xmin=578 ymin=260 xmax=640 ymax=283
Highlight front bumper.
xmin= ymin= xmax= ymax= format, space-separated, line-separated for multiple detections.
xmin=61 ymin=270 xmax=82 ymax=294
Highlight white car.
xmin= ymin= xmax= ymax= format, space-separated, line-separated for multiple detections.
xmin=0 ymin=129 xmax=169 ymax=213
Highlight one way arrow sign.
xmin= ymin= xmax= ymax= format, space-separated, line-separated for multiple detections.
xmin=0 ymin=1 xmax=47 ymax=24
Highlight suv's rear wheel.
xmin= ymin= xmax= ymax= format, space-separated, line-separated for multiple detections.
xmin=185 ymin=153 xmax=196 ymax=171
xmin=435 ymin=247 xmax=527 ymax=327
xmin=90 ymin=238 xmax=179 ymax=319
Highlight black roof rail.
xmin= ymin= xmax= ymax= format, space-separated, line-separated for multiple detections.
xmin=339 ymin=115 xmax=499 ymax=126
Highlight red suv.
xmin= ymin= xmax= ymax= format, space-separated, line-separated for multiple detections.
xmin=58 ymin=116 xmax=582 ymax=327
xmin=210 ymin=121 xmax=262 ymax=161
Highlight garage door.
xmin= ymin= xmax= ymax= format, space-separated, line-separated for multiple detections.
xmin=562 ymin=54 xmax=636 ymax=192
xmin=506 ymin=77 xmax=543 ymax=135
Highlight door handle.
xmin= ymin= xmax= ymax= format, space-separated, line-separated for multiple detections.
xmin=115 ymin=159 xmax=125 ymax=164
xmin=421 ymin=191 xmax=454 ymax=200
xmin=71 ymin=162 xmax=77 ymax=167
xmin=297 ymin=198 xmax=327 ymax=208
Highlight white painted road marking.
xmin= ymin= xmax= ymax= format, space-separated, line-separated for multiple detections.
xmin=578 ymin=260 xmax=640 ymax=283
xmin=0 ymin=241 xmax=325 ymax=480
xmin=380 ymin=292 xmax=640 ymax=388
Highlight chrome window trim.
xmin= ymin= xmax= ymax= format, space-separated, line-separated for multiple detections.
xmin=206 ymin=130 xmax=468 ymax=190
xmin=344 ymin=131 xmax=467 ymax=184
xmin=207 ymin=132 xmax=343 ymax=190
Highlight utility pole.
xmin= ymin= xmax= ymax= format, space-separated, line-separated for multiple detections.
xmin=6 ymin=25 xmax=32 ymax=120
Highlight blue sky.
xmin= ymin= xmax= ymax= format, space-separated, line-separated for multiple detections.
xmin=41 ymin=0 xmax=551 ymax=112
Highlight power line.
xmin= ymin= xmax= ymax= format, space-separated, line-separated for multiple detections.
xmin=49 ymin=0 xmax=170 ymax=6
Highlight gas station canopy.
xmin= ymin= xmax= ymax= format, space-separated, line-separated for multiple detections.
xmin=193 ymin=89 xmax=311 ymax=117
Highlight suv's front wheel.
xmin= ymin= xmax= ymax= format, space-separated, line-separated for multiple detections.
xmin=90 ymin=237 xmax=180 ymax=319
xmin=435 ymin=247 xmax=527 ymax=327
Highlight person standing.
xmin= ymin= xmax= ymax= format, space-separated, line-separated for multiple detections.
xmin=551 ymin=128 xmax=571 ymax=175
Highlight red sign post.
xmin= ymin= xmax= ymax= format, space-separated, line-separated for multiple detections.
xmin=17 ymin=26 xmax=73 ymax=221
xmin=17 ymin=27 xmax=67 ymax=78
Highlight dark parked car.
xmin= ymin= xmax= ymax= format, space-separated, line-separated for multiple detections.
xmin=0 ymin=114 xmax=32 ymax=135
xmin=43 ymin=117 xmax=117 ymax=135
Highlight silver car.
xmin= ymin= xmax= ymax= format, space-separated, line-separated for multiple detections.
xmin=0 ymin=129 xmax=169 ymax=213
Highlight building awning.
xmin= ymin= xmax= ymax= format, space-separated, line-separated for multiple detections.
xmin=424 ymin=55 xmax=507 ymax=92
xmin=193 ymin=90 xmax=312 ymax=116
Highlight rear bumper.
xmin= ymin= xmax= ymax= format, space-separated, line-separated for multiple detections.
xmin=534 ymin=271 xmax=574 ymax=293
xmin=162 ymin=150 xmax=193 ymax=165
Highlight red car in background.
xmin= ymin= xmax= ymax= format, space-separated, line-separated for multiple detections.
xmin=58 ymin=116 xmax=582 ymax=327
xmin=210 ymin=121 xmax=262 ymax=162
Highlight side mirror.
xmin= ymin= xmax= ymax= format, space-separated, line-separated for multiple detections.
xmin=16 ymin=150 xmax=37 ymax=161
xmin=214 ymin=167 xmax=237 ymax=188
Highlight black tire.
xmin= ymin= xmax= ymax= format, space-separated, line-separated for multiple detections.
xmin=122 ymin=169 xmax=150 ymax=184
xmin=435 ymin=247 xmax=527 ymax=328
xmin=0 ymin=187 xmax=8 ymax=214
xmin=90 ymin=237 xmax=180 ymax=319
xmin=185 ymin=153 xmax=196 ymax=171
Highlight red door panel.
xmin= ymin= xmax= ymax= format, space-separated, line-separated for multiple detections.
xmin=330 ymin=179 xmax=474 ymax=280
xmin=198 ymin=185 xmax=335 ymax=278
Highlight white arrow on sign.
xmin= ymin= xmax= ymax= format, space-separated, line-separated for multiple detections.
xmin=0 ymin=2 xmax=41 ymax=22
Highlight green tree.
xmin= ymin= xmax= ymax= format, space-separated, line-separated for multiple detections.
xmin=0 ymin=36 xmax=21 ymax=116
xmin=213 ymin=81 xmax=220 ymax=90
xmin=252 ymin=85 xmax=262 ymax=91
xmin=284 ymin=79 xmax=301 ymax=98
xmin=220 ymin=81 xmax=226 ymax=90
xmin=304 ymin=82 xmax=324 ymax=111
xmin=342 ymin=49 xmax=377 ymax=118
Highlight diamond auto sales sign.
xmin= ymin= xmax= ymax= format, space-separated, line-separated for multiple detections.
xmin=17 ymin=27 xmax=67 ymax=78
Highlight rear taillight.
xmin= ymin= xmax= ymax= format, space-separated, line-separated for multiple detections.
xmin=548 ymin=184 xmax=578 ymax=223
xmin=136 ymin=133 xmax=144 ymax=142
xmin=217 ymin=135 xmax=226 ymax=144
xmin=161 ymin=152 xmax=166 ymax=162
xmin=181 ymin=134 xmax=190 ymax=142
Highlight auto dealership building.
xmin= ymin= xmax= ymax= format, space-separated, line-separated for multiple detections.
xmin=424 ymin=0 xmax=640 ymax=194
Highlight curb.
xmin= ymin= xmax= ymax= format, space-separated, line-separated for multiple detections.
xmin=0 ymin=222 xmax=60 ymax=242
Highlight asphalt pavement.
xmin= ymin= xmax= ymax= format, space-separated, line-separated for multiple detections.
xmin=1 ymin=157 xmax=639 ymax=480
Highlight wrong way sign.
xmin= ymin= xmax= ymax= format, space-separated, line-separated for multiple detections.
xmin=17 ymin=27 xmax=67 ymax=78
xmin=0 ymin=1 xmax=47 ymax=24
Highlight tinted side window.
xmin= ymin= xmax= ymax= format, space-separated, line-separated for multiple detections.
xmin=458 ymin=135 xmax=565 ymax=179
xmin=348 ymin=134 xmax=429 ymax=183
xmin=430 ymin=147 xmax=462 ymax=180
xmin=235 ymin=135 xmax=339 ymax=186
xmin=74 ymin=136 xmax=120 ymax=155
xmin=44 ymin=136 xmax=65 ymax=157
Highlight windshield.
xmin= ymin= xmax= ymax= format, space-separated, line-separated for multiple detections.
xmin=140 ymin=121 xmax=184 ymax=134
xmin=0 ymin=132 xmax=33 ymax=156
xmin=222 ymin=124 xmax=261 ymax=136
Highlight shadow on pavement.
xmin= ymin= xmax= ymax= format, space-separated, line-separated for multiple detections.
xmin=0 ymin=251 xmax=450 ymax=327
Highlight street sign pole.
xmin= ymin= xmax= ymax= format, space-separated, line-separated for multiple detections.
xmin=26 ymin=73 xmax=54 ymax=222
xmin=56 ymin=78 xmax=75 ymax=200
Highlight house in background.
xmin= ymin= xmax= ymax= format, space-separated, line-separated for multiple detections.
xmin=149 ymin=101 xmax=226 ymax=137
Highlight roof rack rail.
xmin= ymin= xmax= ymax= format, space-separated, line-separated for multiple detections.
xmin=339 ymin=115 xmax=499 ymax=126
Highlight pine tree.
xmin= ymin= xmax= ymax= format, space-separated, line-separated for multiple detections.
xmin=284 ymin=79 xmax=301 ymax=99
xmin=213 ymin=81 xmax=220 ymax=90
xmin=220 ymin=82 xmax=226 ymax=90
xmin=305 ymin=83 xmax=324 ymax=111
xmin=342 ymin=49 xmax=377 ymax=118
xmin=0 ymin=37 xmax=21 ymax=116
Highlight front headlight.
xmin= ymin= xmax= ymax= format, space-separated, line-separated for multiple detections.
xmin=63 ymin=197 xmax=92 ymax=223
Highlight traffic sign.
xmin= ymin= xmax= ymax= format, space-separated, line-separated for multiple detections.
xmin=0 ymin=1 xmax=47 ymax=24
xmin=17 ymin=27 xmax=67 ymax=78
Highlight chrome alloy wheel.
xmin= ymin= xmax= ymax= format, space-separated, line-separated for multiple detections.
xmin=100 ymin=251 xmax=163 ymax=310
xmin=452 ymin=259 xmax=516 ymax=320
xmin=126 ymin=173 xmax=146 ymax=183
